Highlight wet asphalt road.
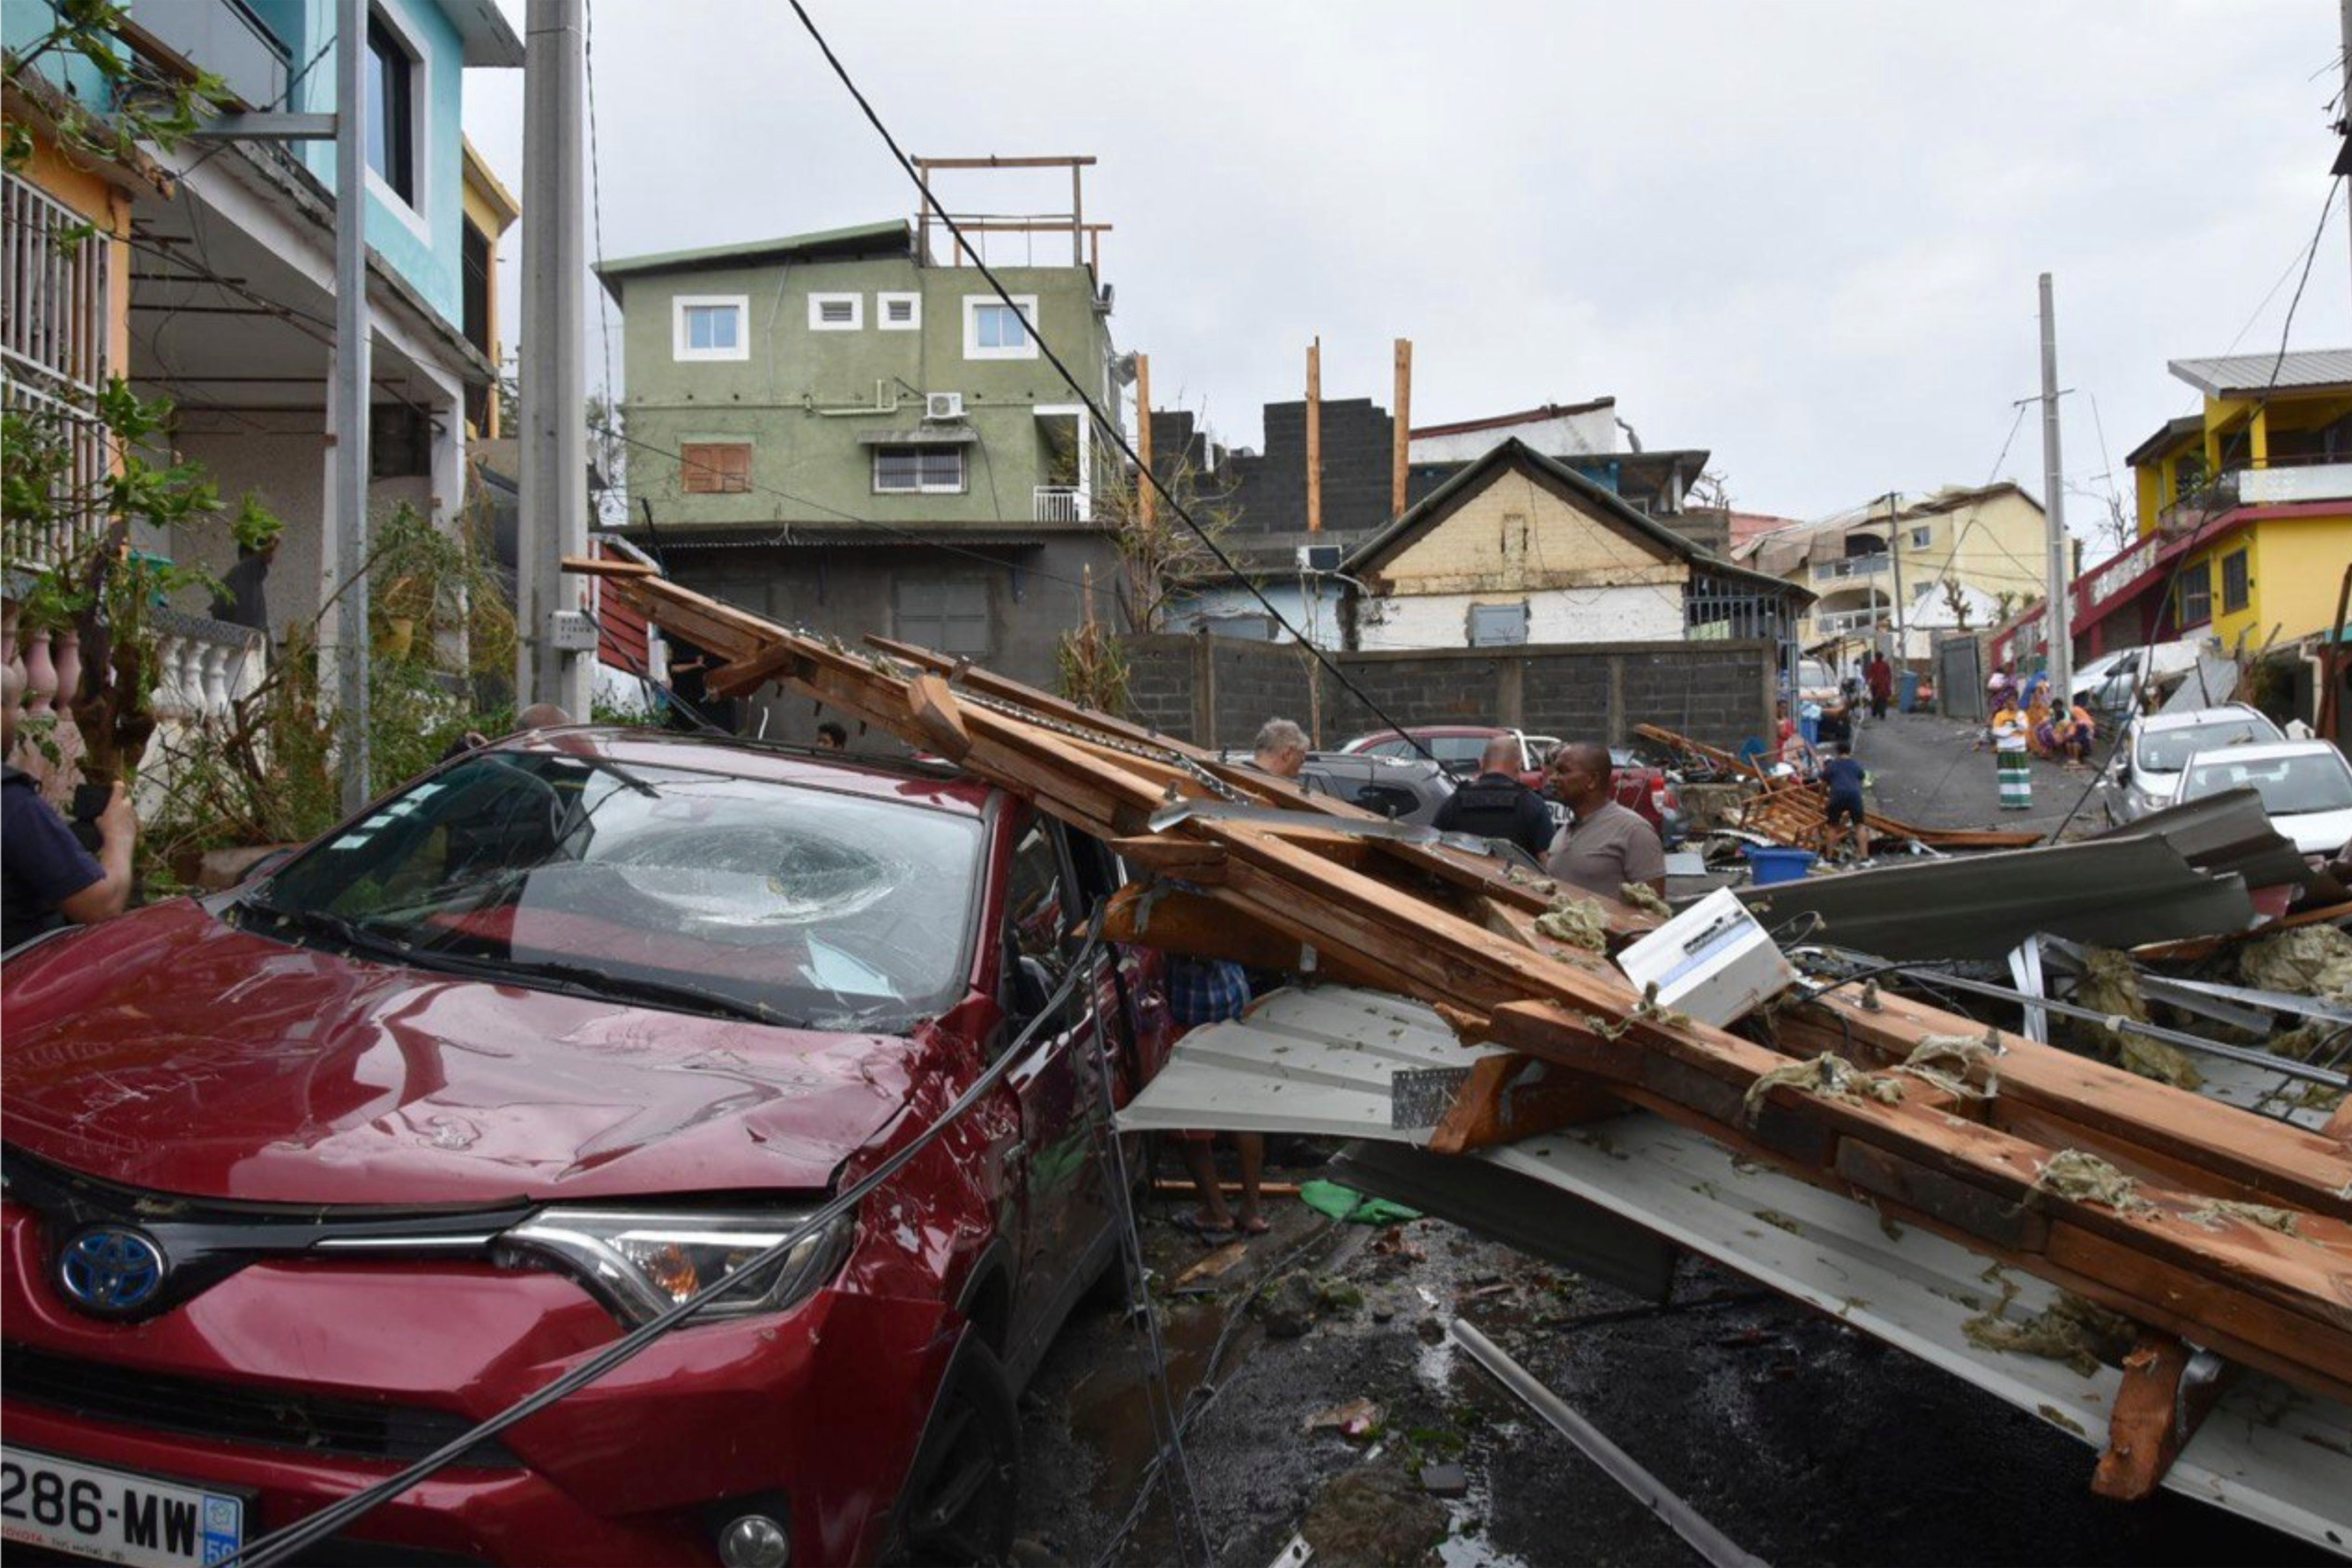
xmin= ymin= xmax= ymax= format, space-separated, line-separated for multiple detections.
xmin=1011 ymin=1151 xmax=2334 ymax=1568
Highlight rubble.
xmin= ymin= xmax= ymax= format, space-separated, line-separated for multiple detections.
xmin=2239 ymin=925 xmax=2352 ymax=1005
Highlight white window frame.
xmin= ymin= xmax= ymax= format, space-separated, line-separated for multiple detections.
xmin=963 ymin=294 xmax=1038 ymax=360
xmin=876 ymin=291 xmax=922 ymax=331
xmin=807 ymin=291 xmax=863 ymax=332
xmin=873 ymin=444 xmax=967 ymax=495
xmin=361 ymin=3 xmax=432 ymax=240
xmin=1907 ymin=525 xmax=1933 ymax=550
xmin=673 ymin=294 xmax=750 ymax=362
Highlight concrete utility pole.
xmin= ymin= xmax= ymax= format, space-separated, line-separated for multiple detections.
xmin=1883 ymin=491 xmax=1906 ymax=663
xmin=2341 ymin=0 xmax=2351 ymax=283
xmin=517 ymin=0 xmax=591 ymax=717
xmin=2037 ymin=273 xmax=2074 ymax=707
xmin=330 ymin=0 xmax=372 ymax=815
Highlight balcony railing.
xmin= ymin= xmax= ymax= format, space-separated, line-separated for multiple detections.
xmin=116 ymin=0 xmax=291 ymax=111
xmin=1811 ymin=554 xmax=1890 ymax=583
xmin=1034 ymin=486 xmax=1087 ymax=524
xmin=1813 ymin=606 xmax=1885 ymax=634
xmin=2239 ymin=459 xmax=2352 ymax=506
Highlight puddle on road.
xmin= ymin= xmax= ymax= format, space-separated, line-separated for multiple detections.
xmin=1061 ymin=1296 xmax=1238 ymax=1519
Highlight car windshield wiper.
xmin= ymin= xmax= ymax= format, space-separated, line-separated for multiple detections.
xmin=236 ymin=898 xmax=415 ymax=962
xmin=402 ymin=946 xmax=794 ymax=1028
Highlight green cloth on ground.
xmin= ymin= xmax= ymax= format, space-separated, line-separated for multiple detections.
xmin=1299 ymin=1178 xmax=1422 ymax=1225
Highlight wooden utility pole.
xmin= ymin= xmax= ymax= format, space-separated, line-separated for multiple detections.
xmin=1392 ymin=338 xmax=1413 ymax=518
xmin=1135 ymin=352 xmax=1154 ymax=529
xmin=1306 ymin=337 xmax=1323 ymax=534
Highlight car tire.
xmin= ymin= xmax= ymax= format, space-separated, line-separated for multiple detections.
xmin=887 ymin=1338 xmax=1021 ymax=1567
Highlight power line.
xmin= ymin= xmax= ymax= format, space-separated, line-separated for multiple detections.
xmin=778 ymin=0 xmax=1434 ymax=759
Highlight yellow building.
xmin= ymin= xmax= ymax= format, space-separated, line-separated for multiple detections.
xmin=2116 ymin=351 xmax=2352 ymax=655
xmin=459 ymin=137 xmax=520 ymax=438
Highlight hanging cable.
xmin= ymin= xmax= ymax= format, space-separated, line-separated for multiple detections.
xmin=777 ymin=0 xmax=1436 ymax=761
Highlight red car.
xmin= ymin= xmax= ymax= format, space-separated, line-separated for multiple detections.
xmin=1 ymin=730 xmax=1168 ymax=1567
xmin=1338 ymin=726 xmax=1685 ymax=844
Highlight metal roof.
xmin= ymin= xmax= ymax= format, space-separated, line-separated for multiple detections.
xmin=594 ymin=222 xmax=913 ymax=298
xmin=1118 ymin=983 xmax=2349 ymax=1556
xmin=2169 ymin=349 xmax=2352 ymax=398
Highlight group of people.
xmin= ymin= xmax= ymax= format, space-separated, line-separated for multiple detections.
xmin=1429 ymin=734 xmax=1668 ymax=898
xmin=1986 ymin=668 xmax=2098 ymax=813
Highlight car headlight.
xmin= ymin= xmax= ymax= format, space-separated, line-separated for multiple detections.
xmin=498 ymin=1206 xmax=855 ymax=1327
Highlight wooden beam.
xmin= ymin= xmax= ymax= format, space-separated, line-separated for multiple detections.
xmin=1429 ymin=1051 xmax=1622 ymax=1155
xmin=1392 ymin=338 xmax=1413 ymax=518
xmin=908 ymin=673 xmax=972 ymax=761
xmin=1136 ymin=352 xmax=1155 ymax=531
xmin=1306 ymin=337 xmax=1323 ymax=535
xmin=2092 ymin=1333 xmax=2236 ymax=1501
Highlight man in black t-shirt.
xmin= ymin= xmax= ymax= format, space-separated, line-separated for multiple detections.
xmin=1 ymin=664 xmax=136 ymax=953
xmin=1432 ymin=736 xmax=1555 ymax=861
xmin=1820 ymin=740 xmax=1871 ymax=859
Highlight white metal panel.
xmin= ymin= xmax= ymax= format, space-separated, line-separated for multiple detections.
xmin=1123 ymin=985 xmax=2352 ymax=1556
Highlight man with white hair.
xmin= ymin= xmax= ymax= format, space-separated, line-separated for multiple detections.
xmin=1251 ymin=717 xmax=1308 ymax=780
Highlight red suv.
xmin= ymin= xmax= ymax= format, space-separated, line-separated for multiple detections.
xmin=1 ymin=730 xmax=1168 ymax=1566
xmin=1339 ymin=726 xmax=1686 ymax=845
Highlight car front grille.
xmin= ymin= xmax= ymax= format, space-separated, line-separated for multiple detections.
xmin=2 ymin=1343 xmax=521 ymax=1470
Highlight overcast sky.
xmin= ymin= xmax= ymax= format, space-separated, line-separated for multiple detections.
xmin=462 ymin=1 xmax=2350 ymax=536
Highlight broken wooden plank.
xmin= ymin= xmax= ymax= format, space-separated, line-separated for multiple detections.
xmin=908 ymin=673 xmax=973 ymax=761
xmin=1429 ymin=1052 xmax=1622 ymax=1156
xmin=2092 ymin=1333 xmax=2236 ymax=1501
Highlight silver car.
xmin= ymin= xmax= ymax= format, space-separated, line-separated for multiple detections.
xmin=2106 ymin=703 xmax=2284 ymax=824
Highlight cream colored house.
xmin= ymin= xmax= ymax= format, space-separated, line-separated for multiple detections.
xmin=1731 ymin=482 xmax=2048 ymax=661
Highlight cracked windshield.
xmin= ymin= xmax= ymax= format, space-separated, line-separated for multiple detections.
xmin=255 ymin=752 xmax=980 ymax=1029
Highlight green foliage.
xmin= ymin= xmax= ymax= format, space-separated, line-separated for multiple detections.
xmin=3 ymin=3 xmax=235 ymax=176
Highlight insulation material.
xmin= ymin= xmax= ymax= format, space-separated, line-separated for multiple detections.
xmin=2239 ymin=926 xmax=2352 ymax=1006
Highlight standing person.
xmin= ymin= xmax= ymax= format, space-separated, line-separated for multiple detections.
xmin=1432 ymin=735 xmax=1554 ymax=860
xmin=1992 ymin=691 xmax=2033 ymax=811
xmin=1165 ymin=951 xmax=1268 ymax=1238
xmin=1820 ymin=739 xmax=1872 ymax=860
xmin=2 ymin=664 xmax=137 ymax=953
xmin=1867 ymin=652 xmax=1894 ymax=721
xmin=1542 ymin=742 xmax=1667 ymax=900
xmin=1252 ymin=717 xmax=1308 ymax=780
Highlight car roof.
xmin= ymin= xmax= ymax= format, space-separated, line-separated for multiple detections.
xmin=2182 ymin=740 xmax=2349 ymax=767
xmin=486 ymin=726 xmax=997 ymax=817
xmin=2136 ymin=704 xmax=2272 ymax=733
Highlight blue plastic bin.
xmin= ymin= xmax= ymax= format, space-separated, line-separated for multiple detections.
xmin=1745 ymin=846 xmax=1818 ymax=885
xmin=1898 ymin=671 xmax=1920 ymax=712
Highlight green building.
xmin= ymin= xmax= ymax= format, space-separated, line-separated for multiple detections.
xmin=597 ymin=220 xmax=1126 ymax=723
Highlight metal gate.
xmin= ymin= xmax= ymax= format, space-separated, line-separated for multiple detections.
xmin=1937 ymin=636 xmax=1983 ymax=720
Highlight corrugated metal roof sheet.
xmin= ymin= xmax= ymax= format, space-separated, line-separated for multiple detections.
xmin=2169 ymin=349 xmax=2352 ymax=397
xmin=594 ymin=222 xmax=913 ymax=297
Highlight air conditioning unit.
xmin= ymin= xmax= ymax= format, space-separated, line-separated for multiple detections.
xmin=923 ymin=392 xmax=965 ymax=422
xmin=1296 ymin=544 xmax=1343 ymax=572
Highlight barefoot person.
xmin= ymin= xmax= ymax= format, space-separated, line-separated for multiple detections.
xmin=1165 ymin=951 xmax=1268 ymax=1238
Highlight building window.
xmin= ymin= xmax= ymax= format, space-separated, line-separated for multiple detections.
xmin=1468 ymin=602 xmax=1529 ymax=647
xmin=2177 ymin=559 xmax=2213 ymax=628
xmin=896 ymin=578 xmax=990 ymax=655
xmin=808 ymin=292 xmax=862 ymax=331
xmin=963 ymin=294 xmax=1037 ymax=360
xmin=1908 ymin=526 xmax=1933 ymax=550
xmin=2221 ymin=549 xmax=2250 ymax=614
xmin=681 ymin=441 xmax=752 ymax=495
xmin=0 ymin=173 xmax=113 ymax=570
xmin=365 ymin=13 xmax=418 ymax=205
xmin=877 ymin=292 xmax=921 ymax=330
xmin=673 ymin=295 xmax=749 ymax=361
xmin=874 ymin=444 xmax=966 ymax=494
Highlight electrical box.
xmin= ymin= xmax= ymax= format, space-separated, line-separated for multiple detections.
xmin=1613 ymin=887 xmax=1794 ymax=1029
xmin=546 ymin=609 xmax=599 ymax=653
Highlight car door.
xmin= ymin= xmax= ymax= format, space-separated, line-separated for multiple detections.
xmin=996 ymin=811 xmax=1115 ymax=1367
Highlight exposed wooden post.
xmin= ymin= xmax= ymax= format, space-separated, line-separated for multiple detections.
xmin=1306 ymin=337 xmax=1323 ymax=535
xmin=915 ymin=157 xmax=931 ymax=265
xmin=1136 ymin=352 xmax=1155 ymax=531
xmin=1071 ymin=160 xmax=1084 ymax=267
xmin=1392 ymin=337 xmax=1413 ymax=518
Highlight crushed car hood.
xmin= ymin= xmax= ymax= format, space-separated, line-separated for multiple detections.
xmin=1 ymin=902 xmax=941 ymax=1205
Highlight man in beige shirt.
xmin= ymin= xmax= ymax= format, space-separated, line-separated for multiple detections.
xmin=1542 ymin=741 xmax=1667 ymax=900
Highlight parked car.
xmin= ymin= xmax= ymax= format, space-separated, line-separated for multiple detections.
xmin=2105 ymin=703 xmax=2285 ymax=824
xmin=1294 ymin=751 xmax=1458 ymax=827
xmin=1338 ymin=725 xmax=1560 ymax=786
xmin=2174 ymin=739 xmax=2352 ymax=856
xmin=1338 ymin=726 xmax=1685 ymax=845
xmin=2069 ymin=638 xmax=2207 ymax=717
xmin=0 ymin=731 xmax=1169 ymax=1567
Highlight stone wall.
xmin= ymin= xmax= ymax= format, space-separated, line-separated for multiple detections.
xmin=1121 ymin=632 xmax=1775 ymax=751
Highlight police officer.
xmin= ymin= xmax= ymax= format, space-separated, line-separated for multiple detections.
xmin=1431 ymin=735 xmax=1554 ymax=860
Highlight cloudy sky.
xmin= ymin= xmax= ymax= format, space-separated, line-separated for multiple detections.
xmin=463 ymin=1 xmax=2349 ymax=536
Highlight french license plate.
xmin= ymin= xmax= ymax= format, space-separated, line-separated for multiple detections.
xmin=0 ymin=1448 xmax=243 ymax=1567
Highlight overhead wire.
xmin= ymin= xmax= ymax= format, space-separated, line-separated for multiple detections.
xmin=777 ymin=0 xmax=1435 ymax=760
xmin=2047 ymin=171 xmax=2344 ymax=841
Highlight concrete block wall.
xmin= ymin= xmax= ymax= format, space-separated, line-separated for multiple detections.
xmin=1120 ymin=633 xmax=1774 ymax=752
